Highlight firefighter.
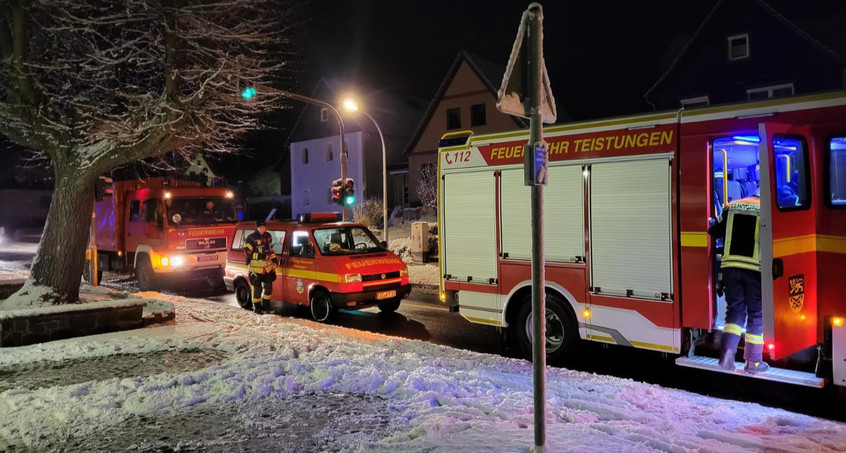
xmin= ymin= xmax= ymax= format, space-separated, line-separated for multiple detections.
xmin=708 ymin=189 xmax=769 ymax=374
xmin=244 ymin=220 xmax=277 ymax=314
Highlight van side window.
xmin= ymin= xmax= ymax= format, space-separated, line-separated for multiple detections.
xmin=231 ymin=229 xmax=246 ymax=250
xmin=829 ymin=137 xmax=846 ymax=206
xmin=129 ymin=200 xmax=141 ymax=222
xmin=773 ymin=136 xmax=810 ymax=210
xmin=289 ymin=230 xmax=314 ymax=258
xmin=269 ymin=230 xmax=286 ymax=255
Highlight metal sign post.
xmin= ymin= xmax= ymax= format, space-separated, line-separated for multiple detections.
xmin=497 ymin=4 xmax=556 ymax=452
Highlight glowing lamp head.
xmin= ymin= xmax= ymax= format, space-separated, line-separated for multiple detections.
xmin=164 ymin=192 xmax=172 ymax=199
xmin=833 ymin=317 xmax=844 ymax=327
xmin=583 ymin=307 xmax=591 ymax=319
xmin=342 ymin=97 xmax=359 ymax=113
xmin=225 ymin=191 xmax=234 ymax=199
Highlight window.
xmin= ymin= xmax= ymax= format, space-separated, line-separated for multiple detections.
xmin=773 ymin=136 xmax=810 ymax=210
xmin=129 ymin=200 xmax=140 ymax=222
xmin=268 ymin=230 xmax=286 ymax=255
xmin=144 ymin=199 xmax=160 ymax=223
xmin=727 ymin=33 xmax=749 ymax=60
xmin=289 ymin=230 xmax=314 ymax=258
xmin=320 ymin=108 xmax=329 ymax=122
xmin=326 ymin=143 xmax=334 ymax=162
xmin=747 ymin=83 xmax=794 ymax=101
xmin=302 ymin=189 xmax=310 ymax=207
xmin=680 ymin=96 xmax=710 ymax=108
xmin=230 ymin=229 xmax=246 ymax=250
xmin=302 ymin=148 xmax=309 ymax=165
xmin=828 ymin=137 xmax=846 ymax=206
xmin=470 ymin=104 xmax=486 ymax=126
xmin=447 ymin=108 xmax=461 ymax=129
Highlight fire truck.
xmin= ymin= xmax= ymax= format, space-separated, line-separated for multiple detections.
xmin=438 ymin=91 xmax=846 ymax=389
xmin=86 ymin=177 xmax=239 ymax=290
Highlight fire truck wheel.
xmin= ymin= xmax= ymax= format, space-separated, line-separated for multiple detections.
xmin=82 ymin=261 xmax=103 ymax=284
xmin=135 ymin=256 xmax=158 ymax=291
xmin=234 ymin=280 xmax=252 ymax=310
xmin=309 ymin=290 xmax=336 ymax=323
xmin=514 ymin=294 xmax=579 ymax=365
xmin=378 ymin=300 xmax=401 ymax=314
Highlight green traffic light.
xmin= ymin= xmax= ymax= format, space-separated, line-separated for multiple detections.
xmin=241 ymin=87 xmax=257 ymax=100
xmin=344 ymin=195 xmax=356 ymax=206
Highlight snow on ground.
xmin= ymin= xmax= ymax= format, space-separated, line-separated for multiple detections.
xmin=1 ymin=292 xmax=844 ymax=452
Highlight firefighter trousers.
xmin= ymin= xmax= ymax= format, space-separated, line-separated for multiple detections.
xmin=250 ymin=272 xmax=273 ymax=312
xmin=720 ymin=267 xmax=764 ymax=363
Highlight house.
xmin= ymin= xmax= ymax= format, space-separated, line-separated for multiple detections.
xmin=405 ymin=51 xmax=527 ymax=206
xmin=182 ymin=154 xmax=224 ymax=187
xmin=645 ymin=0 xmax=846 ymax=110
xmin=285 ymin=79 xmax=423 ymax=219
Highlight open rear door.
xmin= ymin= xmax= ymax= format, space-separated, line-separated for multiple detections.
xmin=759 ymin=123 xmax=817 ymax=360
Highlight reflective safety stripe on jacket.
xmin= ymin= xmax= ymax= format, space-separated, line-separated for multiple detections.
xmin=721 ymin=196 xmax=761 ymax=272
xmin=245 ymin=230 xmax=277 ymax=274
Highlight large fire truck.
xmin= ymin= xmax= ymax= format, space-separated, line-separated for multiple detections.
xmin=86 ymin=177 xmax=239 ymax=290
xmin=438 ymin=91 xmax=846 ymax=389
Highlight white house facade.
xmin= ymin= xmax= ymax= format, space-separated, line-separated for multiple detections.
xmin=290 ymin=131 xmax=365 ymax=218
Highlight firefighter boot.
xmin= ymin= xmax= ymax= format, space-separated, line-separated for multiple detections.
xmin=253 ymin=299 xmax=263 ymax=314
xmin=718 ymin=332 xmax=741 ymax=371
xmin=743 ymin=342 xmax=769 ymax=375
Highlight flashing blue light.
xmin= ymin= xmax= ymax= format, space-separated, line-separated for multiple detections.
xmin=237 ymin=212 xmax=243 ymax=220
xmin=732 ymin=135 xmax=760 ymax=143
xmin=241 ymin=87 xmax=257 ymax=100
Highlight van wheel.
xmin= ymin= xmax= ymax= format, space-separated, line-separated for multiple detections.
xmin=234 ymin=279 xmax=252 ymax=310
xmin=513 ymin=293 xmax=579 ymax=365
xmin=135 ymin=256 xmax=158 ymax=291
xmin=378 ymin=300 xmax=401 ymax=314
xmin=82 ymin=261 xmax=103 ymax=284
xmin=309 ymin=290 xmax=336 ymax=323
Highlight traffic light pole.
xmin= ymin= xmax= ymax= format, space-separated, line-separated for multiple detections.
xmin=252 ymin=87 xmax=349 ymax=221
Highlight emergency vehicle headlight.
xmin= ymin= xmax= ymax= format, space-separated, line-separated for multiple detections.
xmin=160 ymin=257 xmax=169 ymax=267
xmin=171 ymin=256 xmax=185 ymax=267
xmin=399 ymin=268 xmax=409 ymax=278
xmin=344 ymin=273 xmax=362 ymax=283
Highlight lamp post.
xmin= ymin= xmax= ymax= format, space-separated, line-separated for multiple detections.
xmin=342 ymin=97 xmax=389 ymax=244
xmin=242 ymin=85 xmax=350 ymax=221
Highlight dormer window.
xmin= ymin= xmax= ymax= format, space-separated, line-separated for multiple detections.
xmin=727 ymin=33 xmax=749 ymax=61
xmin=320 ymin=108 xmax=329 ymax=122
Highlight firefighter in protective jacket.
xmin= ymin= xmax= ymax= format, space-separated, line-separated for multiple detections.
xmin=244 ymin=221 xmax=277 ymax=314
xmin=708 ymin=191 xmax=769 ymax=374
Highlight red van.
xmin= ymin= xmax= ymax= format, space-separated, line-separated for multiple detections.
xmin=224 ymin=214 xmax=411 ymax=321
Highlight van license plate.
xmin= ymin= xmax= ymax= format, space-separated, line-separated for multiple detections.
xmin=197 ymin=255 xmax=218 ymax=262
xmin=376 ymin=290 xmax=396 ymax=300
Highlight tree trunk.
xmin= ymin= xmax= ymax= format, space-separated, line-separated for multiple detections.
xmin=26 ymin=167 xmax=97 ymax=304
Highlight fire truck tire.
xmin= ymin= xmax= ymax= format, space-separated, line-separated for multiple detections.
xmin=514 ymin=293 xmax=579 ymax=365
xmin=234 ymin=279 xmax=252 ymax=310
xmin=82 ymin=261 xmax=103 ymax=284
xmin=309 ymin=290 xmax=336 ymax=323
xmin=378 ymin=300 xmax=401 ymax=314
xmin=135 ymin=256 xmax=158 ymax=291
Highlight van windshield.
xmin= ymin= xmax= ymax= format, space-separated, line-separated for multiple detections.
xmin=165 ymin=196 xmax=238 ymax=226
xmin=314 ymin=226 xmax=385 ymax=255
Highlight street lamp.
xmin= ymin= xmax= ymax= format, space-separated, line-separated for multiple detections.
xmin=341 ymin=96 xmax=389 ymax=244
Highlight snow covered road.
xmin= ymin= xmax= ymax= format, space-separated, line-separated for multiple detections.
xmin=1 ymin=293 xmax=844 ymax=452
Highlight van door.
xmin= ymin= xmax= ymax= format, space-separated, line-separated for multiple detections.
xmin=267 ymin=228 xmax=287 ymax=303
xmin=283 ymin=229 xmax=317 ymax=305
xmin=759 ymin=123 xmax=817 ymax=360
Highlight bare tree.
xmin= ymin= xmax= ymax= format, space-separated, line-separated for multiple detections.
xmin=416 ymin=163 xmax=437 ymax=209
xmin=0 ymin=0 xmax=295 ymax=305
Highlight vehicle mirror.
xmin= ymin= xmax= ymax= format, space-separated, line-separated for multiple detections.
xmin=380 ymin=240 xmax=388 ymax=249
xmin=172 ymin=213 xmax=182 ymax=224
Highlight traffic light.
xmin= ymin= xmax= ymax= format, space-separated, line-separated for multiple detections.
xmin=343 ymin=178 xmax=356 ymax=206
xmin=330 ymin=178 xmax=343 ymax=204
xmin=94 ymin=177 xmax=113 ymax=202
xmin=241 ymin=86 xmax=257 ymax=100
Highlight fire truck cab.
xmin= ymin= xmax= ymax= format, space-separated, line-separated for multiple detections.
xmin=225 ymin=213 xmax=411 ymax=322
xmin=87 ymin=177 xmax=238 ymax=290
xmin=438 ymin=91 xmax=846 ymax=390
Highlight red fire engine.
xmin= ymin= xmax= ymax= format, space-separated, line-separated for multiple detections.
xmin=438 ymin=91 xmax=846 ymax=389
xmin=86 ymin=177 xmax=238 ymax=290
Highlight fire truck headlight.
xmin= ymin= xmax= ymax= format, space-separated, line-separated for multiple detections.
xmin=171 ymin=256 xmax=185 ymax=267
xmin=344 ymin=273 xmax=362 ymax=283
xmin=399 ymin=268 xmax=409 ymax=278
xmin=160 ymin=257 xmax=169 ymax=267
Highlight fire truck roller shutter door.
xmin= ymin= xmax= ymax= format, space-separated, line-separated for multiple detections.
xmin=589 ymin=157 xmax=673 ymax=299
xmin=500 ymin=165 xmax=584 ymax=263
xmin=442 ymin=171 xmax=498 ymax=283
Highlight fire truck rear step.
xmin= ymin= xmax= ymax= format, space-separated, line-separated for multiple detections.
xmin=675 ymin=355 xmax=825 ymax=388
